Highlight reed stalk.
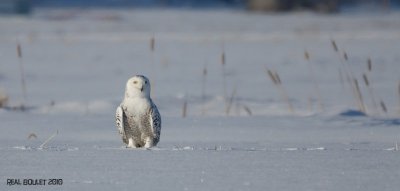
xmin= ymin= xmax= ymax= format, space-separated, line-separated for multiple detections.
xmin=17 ymin=42 xmax=27 ymax=106
xmin=331 ymin=40 xmax=365 ymax=113
xmin=221 ymin=46 xmax=227 ymax=99
xmin=182 ymin=100 xmax=187 ymax=118
xmin=225 ymin=86 xmax=236 ymax=116
xmin=265 ymin=68 xmax=294 ymax=113
xmin=304 ymin=50 xmax=324 ymax=111
xmin=362 ymin=73 xmax=379 ymax=114
xmin=201 ymin=64 xmax=207 ymax=115
xmin=380 ymin=100 xmax=388 ymax=114
xmin=353 ymin=79 xmax=366 ymax=113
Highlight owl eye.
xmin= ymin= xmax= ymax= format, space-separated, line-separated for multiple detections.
xmin=133 ymin=81 xmax=137 ymax=84
xmin=144 ymin=81 xmax=148 ymax=84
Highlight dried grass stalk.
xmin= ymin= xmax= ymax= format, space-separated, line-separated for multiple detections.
xmin=221 ymin=51 xmax=225 ymax=66
xmin=338 ymin=68 xmax=344 ymax=90
xmin=353 ymin=79 xmax=366 ymax=113
xmin=17 ymin=43 xmax=22 ymax=58
xmin=17 ymin=42 xmax=27 ymax=104
xmin=150 ymin=36 xmax=155 ymax=52
xmin=265 ymin=68 xmax=294 ymax=113
xmin=201 ymin=64 xmax=207 ymax=115
xmin=267 ymin=69 xmax=278 ymax=85
xmin=331 ymin=40 xmax=338 ymax=52
xmin=367 ymin=58 xmax=372 ymax=72
xmin=274 ymin=72 xmax=282 ymax=84
xmin=0 ymin=89 xmax=8 ymax=108
xmin=380 ymin=100 xmax=388 ymax=113
xmin=242 ymin=105 xmax=252 ymax=116
xmin=182 ymin=100 xmax=187 ymax=118
xmin=225 ymin=87 xmax=237 ymax=116
xmin=343 ymin=52 xmax=348 ymax=61
xmin=304 ymin=51 xmax=310 ymax=61
xmin=149 ymin=36 xmax=156 ymax=97
xmin=202 ymin=65 xmax=207 ymax=100
xmin=39 ymin=130 xmax=58 ymax=149
xmin=221 ymin=50 xmax=227 ymax=99
xmin=304 ymin=50 xmax=324 ymax=111
xmin=362 ymin=74 xmax=369 ymax=86
xmin=362 ymin=73 xmax=379 ymax=114
xmin=331 ymin=41 xmax=363 ymax=114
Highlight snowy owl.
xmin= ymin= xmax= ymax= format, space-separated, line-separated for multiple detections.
xmin=115 ymin=75 xmax=161 ymax=148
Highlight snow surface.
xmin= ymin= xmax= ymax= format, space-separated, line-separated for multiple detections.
xmin=1 ymin=9 xmax=400 ymax=191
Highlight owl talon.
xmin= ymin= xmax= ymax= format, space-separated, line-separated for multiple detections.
xmin=144 ymin=137 xmax=154 ymax=148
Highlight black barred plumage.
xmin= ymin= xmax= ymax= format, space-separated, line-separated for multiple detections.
xmin=150 ymin=102 xmax=161 ymax=144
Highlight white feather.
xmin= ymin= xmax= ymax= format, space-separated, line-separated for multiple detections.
xmin=115 ymin=75 xmax=161 ymax=148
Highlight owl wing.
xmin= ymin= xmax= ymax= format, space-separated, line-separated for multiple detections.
xmin=149 ymin=102 xmax=161 ymax=144
xmin=115 ymin=106 xmax=128 ymax=144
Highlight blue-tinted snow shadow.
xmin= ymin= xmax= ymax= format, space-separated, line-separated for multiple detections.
xmin=330 ymin=109 xmax=400 ymax=127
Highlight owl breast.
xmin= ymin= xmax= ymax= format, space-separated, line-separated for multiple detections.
xmin=124 ymin=97 xmax=150 ymax=114
xmin=123 ymin=99 xmax=153 ymax=146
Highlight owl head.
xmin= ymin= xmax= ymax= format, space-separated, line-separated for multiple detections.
xmin=125 ymin=75 xmax=151 ymax=98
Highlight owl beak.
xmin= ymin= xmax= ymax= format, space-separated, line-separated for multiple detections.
xmin=140 ymin=86 xmax=144 ymax=92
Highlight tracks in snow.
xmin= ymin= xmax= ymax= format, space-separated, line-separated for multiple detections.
xmin=4 ymin=145 xmax=397 ymax=152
